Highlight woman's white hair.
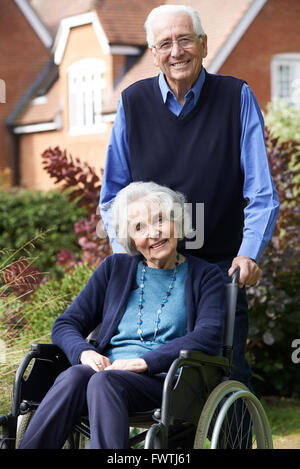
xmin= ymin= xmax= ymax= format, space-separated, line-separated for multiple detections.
xmin=144 ymin=4 xmax=205 ymax=47
xmin=111 ymin=181 xmax=194 ymax=255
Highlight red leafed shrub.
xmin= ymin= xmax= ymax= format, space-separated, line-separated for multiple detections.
xmin=41 ymin=147 xmax=111 ymax=269
xmin=41 ymin=147 xmax=100 ymax=212
xmin=55 ymin=249 xmax=78 ymax=269
xmin=0 ymin=258 xmax=44 ymax=337
xmin=1 ymin=258 xmax=43 ymax=297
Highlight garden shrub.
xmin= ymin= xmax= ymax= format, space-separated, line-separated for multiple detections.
xmin=246 ymin=128 xmax=300 ymax=398
xmin=0 ymin=188 xmax=88 ymax=276
xmin=41 ymin=147 xmax=112 ymax=268
xmin=21 ymin=262 xmax=95 ymax=339
xmin=264 ymin=99 xmax=300 ymax=143
xmin=1 ymin=263 xmax=95 ymax=342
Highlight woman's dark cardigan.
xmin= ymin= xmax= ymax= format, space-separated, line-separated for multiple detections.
xmin=51 ymin=253 xmax=226 ymax=375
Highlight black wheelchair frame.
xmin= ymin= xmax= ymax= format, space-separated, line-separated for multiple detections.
xmin=0 ymin=269 xmax=273 ymax=449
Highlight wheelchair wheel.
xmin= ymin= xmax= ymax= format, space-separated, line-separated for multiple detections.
xmin=16 ymin=411 xmax=35 ymax=448
xmin=194 ymin=380 xmax=273 ymax=449
xmin=15 ymin=410 xmax=81 ymax=449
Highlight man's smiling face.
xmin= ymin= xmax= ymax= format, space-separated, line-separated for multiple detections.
xmin=151 ymin=13 xmax=207 ymax=93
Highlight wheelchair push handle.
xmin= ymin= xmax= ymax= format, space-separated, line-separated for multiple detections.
xmin=231 ymin=266 xmax=240 ymax=285
xmin=223 ymin=267 xmax=240 ymax=356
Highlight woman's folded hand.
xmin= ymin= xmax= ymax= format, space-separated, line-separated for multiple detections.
xmin=105 ymin=358 xmax=148 ymax=373
xmin=80 ymin=350 xmax=111 ymax=372
xmin=80 ymin=351 xmax=148 ymax=373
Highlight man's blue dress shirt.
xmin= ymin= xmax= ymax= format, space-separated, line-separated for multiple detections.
xmin=100 ymin=67 xmax=279 ymax=261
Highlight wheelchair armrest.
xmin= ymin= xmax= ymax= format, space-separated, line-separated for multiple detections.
xmin=179 ymin=350 xmax=229 ymax=370
xmin=30 ymin=343 xmax=66 ymax=359
xmin=11 ymin=343 xmax=70 ymax=418
xmin=164 ymin=350 xmax=229 ymax=392
xmin=160 ymin=350 xmax=230 ymax=426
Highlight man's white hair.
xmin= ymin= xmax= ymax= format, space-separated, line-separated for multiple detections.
xmin=144 ymin=4 xmax=205 ymax=47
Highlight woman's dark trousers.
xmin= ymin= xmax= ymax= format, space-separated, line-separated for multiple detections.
xmin=18 ymin=365 xmax=165 ymax=449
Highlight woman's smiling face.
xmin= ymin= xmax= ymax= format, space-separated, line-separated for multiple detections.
xmin=128 ymin=200 xmax=178 ymax=269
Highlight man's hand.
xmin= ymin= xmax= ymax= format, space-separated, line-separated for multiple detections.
xmin=80 ymin=350 xmax=111 ymax=372
xmin=105 ymin=358 xmax=148 ymax=373
xmin=228 ymin=256 xmax=261 ymax=288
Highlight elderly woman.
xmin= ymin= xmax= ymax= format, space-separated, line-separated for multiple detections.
xmin=19 ymin=181 xmax=226 ymax=449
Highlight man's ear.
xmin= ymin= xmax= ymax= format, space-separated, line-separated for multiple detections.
xmin=201 ymin=34 xmax=208 ymax=59
xmin=151 ymin=48 xmax=159 ymax=68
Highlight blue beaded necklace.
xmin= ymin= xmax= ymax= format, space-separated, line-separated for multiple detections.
xmin=137 ymin=253 xmax=180 ymax=346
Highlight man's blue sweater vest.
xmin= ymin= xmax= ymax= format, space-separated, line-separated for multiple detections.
xmin=122 ymin=71 xmax=246 ymax=262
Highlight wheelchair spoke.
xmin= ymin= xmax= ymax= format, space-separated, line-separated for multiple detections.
xmin=212 ymin=396 xmax=253 ymax=448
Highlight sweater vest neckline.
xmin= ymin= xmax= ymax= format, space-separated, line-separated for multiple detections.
xmin=153 ymin=72 xmax=209 ymax=125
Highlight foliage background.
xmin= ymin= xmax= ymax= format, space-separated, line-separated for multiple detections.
xmin=264 ymin=99 xmax=300 ymax=143
xmin=0 ymin=188 xmax=87 ymax=276
xmin=245 ymin=117 xmax=300 ymax=398
xmin=0 ymin=101 xmax=300 ymax=412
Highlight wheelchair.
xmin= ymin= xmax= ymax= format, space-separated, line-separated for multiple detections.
xmin=0 ymin=269 xmax=273 ymax=449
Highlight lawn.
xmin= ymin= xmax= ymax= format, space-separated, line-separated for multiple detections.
xmin=261 ymin=396 xmax=300 ymax=449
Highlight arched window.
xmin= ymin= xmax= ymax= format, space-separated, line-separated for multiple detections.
xmin=271 ymin=53 xmax=300 ymax=107
xmin=68 ymin=58 xmax=106 ymax=135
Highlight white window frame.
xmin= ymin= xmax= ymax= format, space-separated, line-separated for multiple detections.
xmin=271 ymin=53 xmax=300 ymax=107
xmin=0 ymin=79 xmax=6 ymax=103
xmin=68 ymin=58 xmax=107 ymax=135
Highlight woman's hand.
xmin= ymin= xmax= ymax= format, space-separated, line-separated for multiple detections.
xmin=80 ymin=352 xmax=148 ymax=373
xmin=80 ymin=350 xmax=111 ymax=372
xmin=105 ymin=358 xmax=148 ymax=373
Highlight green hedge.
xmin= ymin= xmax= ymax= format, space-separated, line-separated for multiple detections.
xmin=264 ymin=99 xmax=300 ymax=143
xmin=0 ymin=189 xmax=88 ymax=276
xmin=20 ymin=263 xmax=95 ymax=339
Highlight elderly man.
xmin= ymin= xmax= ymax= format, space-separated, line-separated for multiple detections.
xmin=99 ymin=4 xmax=279 ymax=386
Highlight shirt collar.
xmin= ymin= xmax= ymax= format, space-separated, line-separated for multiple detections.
xmin=158 ymin=66 xmax=206 ymax=104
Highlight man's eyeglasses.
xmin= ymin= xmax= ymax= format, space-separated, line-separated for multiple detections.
xmin=152 ymin=35 xmax=202 ymax=55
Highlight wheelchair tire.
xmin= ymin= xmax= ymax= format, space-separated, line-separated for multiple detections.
xmin=15 ymin=411 xmax=82 ymax=449
xmin=16 ymin=411 xmax=35 ymax=448
xmin=194 ymin=380 xmax=273 ymax=449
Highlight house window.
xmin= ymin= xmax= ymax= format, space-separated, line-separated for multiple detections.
xmin=271 ymin=54 xmax=300 ymax=106
xmin=68 ymin=58 xmax=106 ymax=135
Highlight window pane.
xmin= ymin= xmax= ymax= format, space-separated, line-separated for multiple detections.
xmin=68 ymin=59 xmax=106 ymax=134
xmin=278 ymin=65 xmax=291 ymax=98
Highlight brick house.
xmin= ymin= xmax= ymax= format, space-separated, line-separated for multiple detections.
xmin=5 ymin=0 xmax=162 ymax=188
xmin=0 ymin=0 xmax=52 ymax=183
xmin=2 ymin=0 xmax=300 ymax=189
